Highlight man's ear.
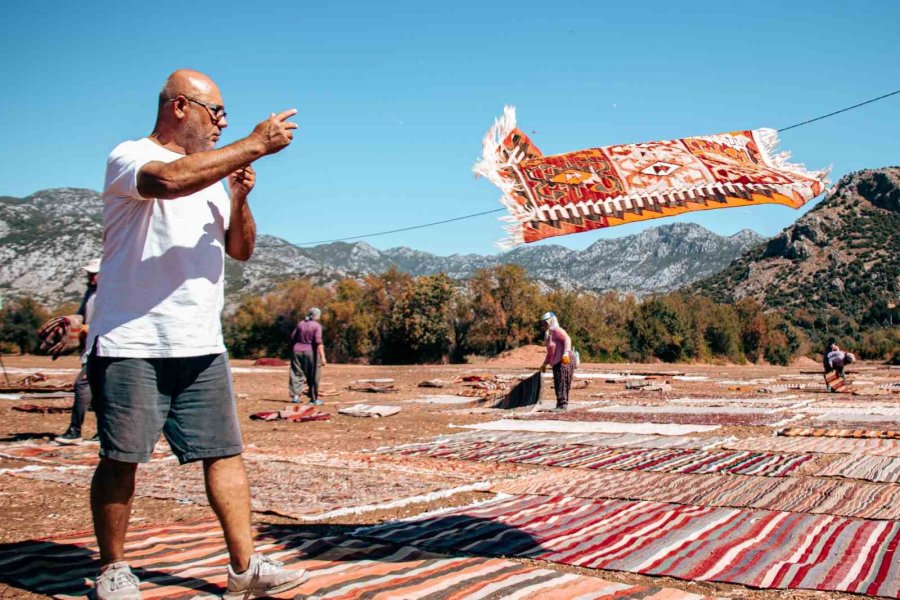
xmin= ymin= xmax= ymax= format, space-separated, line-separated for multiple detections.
xmin=172 ymin=96 xmax=189 ymax=120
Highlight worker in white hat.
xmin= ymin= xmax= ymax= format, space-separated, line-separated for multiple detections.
xmin=539 ymin=311 xmax=574 ymax=411
xmin=55 ymin=258 xmax=101 ymax=444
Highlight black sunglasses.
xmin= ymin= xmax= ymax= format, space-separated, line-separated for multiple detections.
xmin=169 ymin=95 xmax=227 ymax=122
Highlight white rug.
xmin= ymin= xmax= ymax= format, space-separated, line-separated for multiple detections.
xmin=814 ymin=413 xmax=900 ymax=423
xmin=409 ymin=395 xmax=477 ymax=405
xmin=589 ymin=405 xmax=779 ymax=415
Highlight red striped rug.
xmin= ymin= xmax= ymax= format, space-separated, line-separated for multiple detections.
xmin=815 ymin=454 xmax=900 ymax=483
xmin=724 ymin=436 xmax=900 ymax=456
xmin=357 ymin=495 xmax=900 ymax=597
xmin=491 ymin=469 xmax=900 ymax=520
xmin=525 ymin=410 xmax=782 ymax=426
xmin=385 ymin=439 xmax=814 ymax=477
xmin=0 ymin=519 xmax=724 ymax=599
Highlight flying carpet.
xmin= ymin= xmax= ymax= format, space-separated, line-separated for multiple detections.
xmin=475 ymin=106 xmax=829 ymax=245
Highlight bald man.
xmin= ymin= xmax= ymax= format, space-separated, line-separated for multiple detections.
xmin=85 ymin=70 xmax=306 ymax=600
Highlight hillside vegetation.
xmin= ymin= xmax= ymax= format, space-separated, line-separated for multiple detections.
xmin=695 ymin=167 xmax=899 ymax=359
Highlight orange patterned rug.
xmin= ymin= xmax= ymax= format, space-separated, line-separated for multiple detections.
xmin=476 ymin=106 xmax=829 ymax=245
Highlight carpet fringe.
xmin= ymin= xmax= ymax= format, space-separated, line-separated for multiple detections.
xmin=755 ymin=128 xmax=832 ymax=184
xmin=472 ymin=105 xmax=538 ymax=248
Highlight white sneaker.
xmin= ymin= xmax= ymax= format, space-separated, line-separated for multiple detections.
xmin=94 ymin=561 xmax=140 ymax=600
xmin=223 ymin=554 xmax=309 ymax=599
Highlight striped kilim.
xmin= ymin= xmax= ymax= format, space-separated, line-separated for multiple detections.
xmin=383 ymin=439 xmax=813 ymax=476
xmin=778 ymin=427 xmax=900 ymax=439
xmin=0 ymin=519 xmax=725 ymax=600
xmin=528 ymin=410 xmax=782 ymax=426
xmin=357 ymin=494 xmax=900 ymax=597
xmin=724 ymin=435 xmax=900 ymax=456
xmin=490 ymin=469 xmax=900 ymax=520
xmin=475 ymin=106 xmax=828 ymax=245
xmin=420 ymin=431 xmax=728 ymax=450
xmin=463 ymin=371 xmax=542 ymax=409
xmin=815 ymin=454 xmax=900 ymax=483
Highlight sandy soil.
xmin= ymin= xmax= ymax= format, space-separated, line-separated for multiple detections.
xmin=0 ymin=353 xmax=896 ymax=599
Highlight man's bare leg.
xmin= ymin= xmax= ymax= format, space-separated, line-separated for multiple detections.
xmin=204 ymin=455 xmax=254 ymax=571
xmin=91 ymin=457 xmax=138 ymax=566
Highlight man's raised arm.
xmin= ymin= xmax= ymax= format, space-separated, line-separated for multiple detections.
xmin=138 ymin=109 xmax=297 ymax=199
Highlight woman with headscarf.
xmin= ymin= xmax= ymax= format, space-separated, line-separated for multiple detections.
xmin=289 ymin=307 xmax=327 ymax=405
xmin=539 ymin=311 xmax=574 ymax=411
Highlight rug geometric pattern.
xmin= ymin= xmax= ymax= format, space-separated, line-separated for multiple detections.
xmin=357 ymin=494 xmax=900 ymax=597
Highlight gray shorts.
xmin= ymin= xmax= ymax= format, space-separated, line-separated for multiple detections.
xmin=88 ymin=352 xmax=242 ymax=464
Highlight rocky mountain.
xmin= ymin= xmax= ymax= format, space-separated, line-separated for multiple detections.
xmin=694 ymin=167 xmax=900 ymax=329
xmin=0 ymin=188 xmax=763 ymax=308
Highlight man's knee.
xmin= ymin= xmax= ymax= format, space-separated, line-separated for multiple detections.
xmin=92 ymin=458 xmax=138 ymax=499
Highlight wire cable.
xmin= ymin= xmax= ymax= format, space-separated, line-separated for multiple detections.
xmin=296 ymin=208 xmax=506 ymax=246
xmin=297 ymin=88 xmax=900 ymax=245
xmin=777 ymin=88 xmax=900 ymax=132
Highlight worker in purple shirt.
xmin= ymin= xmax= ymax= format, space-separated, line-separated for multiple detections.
xmin=289 ymin=307 xmax=327 ymax=405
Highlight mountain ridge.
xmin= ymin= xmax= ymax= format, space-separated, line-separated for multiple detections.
xmin=0 ymin=187 xmax=763 ymax=307
xmin=693 ymin=166 xmax=900 ymax=340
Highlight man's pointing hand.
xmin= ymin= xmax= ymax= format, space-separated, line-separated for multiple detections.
xmin=251 ymin=109 xmax=298 ymax=155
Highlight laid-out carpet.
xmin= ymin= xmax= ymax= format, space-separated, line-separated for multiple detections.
xmin=724 ymin=436 xmax=900 ymax=456
xmin=777 ymin=427 xmax=900 ymax=439
xmin=0 ymin=519 xmax=724 ymax=600
xmin=383 ymin=439 xmax=813 ymax=477
xmin=0 ymin=441 xmax=173 ymax=467
xmin=814 ymin=413 xmax=900 ymax=423
xmin=530 ymin=410 xmax=783 ymax=427
xmin=8 ymin=453 xmax=475 ymax=519
xmin=357 ymin=494 xmax=899 ymax=597
xmin=490 ymin=469 xmax=900 ymax=520
xmin=419 ymin=431 xmax=729 ymax=450
xmin=815 ymin=454 xmax=900 ymax=483
xmin=668 ymin=396 xmax=801 ymax=407
xmin=590 ymin=405 xmax=781 ymax=415
xmin=459 ymin=419 xmax=721 ymax=435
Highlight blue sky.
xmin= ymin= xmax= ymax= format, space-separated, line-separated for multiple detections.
xmin=2 ymin=0 xmax=898 ymax=255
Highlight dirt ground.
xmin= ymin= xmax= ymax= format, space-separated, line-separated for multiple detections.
xmin=0 ymin=352 xmax=897 ymax=599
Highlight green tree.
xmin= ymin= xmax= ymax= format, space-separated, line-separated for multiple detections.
xmin=0 ymin=297 xmax=50 ymax=354
xmin=381 ymin=273 xmax=457 ymax=363
xmin=628 ymin=296 xmax=695 ymax=362
xmin=464 ymin=265 xmax=541 ymax=356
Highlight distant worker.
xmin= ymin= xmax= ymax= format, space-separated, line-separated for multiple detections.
xmin=290 ymin=307 xmax=327 ymax=405
xmin=55 ymin=258 xmax=101 ymax=445
xmin=826 ymin=345 xmax=856 ymax=379
xmin=539 ymin=311 xmax=574 ymax=411
xmin=822 ymin=338 xmax=838 ymax=372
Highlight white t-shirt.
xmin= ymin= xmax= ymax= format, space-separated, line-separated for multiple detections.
xmin=87 ymin=137 xmax=232 ymax=358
